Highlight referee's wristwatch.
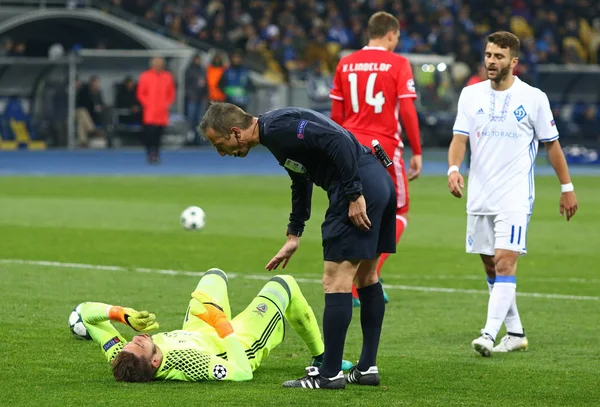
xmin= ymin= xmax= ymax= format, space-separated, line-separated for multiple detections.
xmin=286 ymin=227 xmax=302 ymax=238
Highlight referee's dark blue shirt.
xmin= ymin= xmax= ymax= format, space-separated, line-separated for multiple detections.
xmin=258 ymin=107 xmax=373 ymax=236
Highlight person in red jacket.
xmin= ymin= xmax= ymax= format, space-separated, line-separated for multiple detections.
xmin=137 ymin=57 xmax=176 ymax=164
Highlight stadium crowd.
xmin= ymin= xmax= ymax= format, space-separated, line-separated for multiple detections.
xmin=2 ymin=0 xmax=598 ymax=148
xmin=105 ymin=0 xmax=600 ymax=144
xmin=110 ymin=0 xmax=600 ymax=79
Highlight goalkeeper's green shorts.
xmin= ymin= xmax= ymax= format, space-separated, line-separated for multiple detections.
xmin=182 ymin=295 xmax=284 ymax=371
xmin=231 ymin=296 xmax=285 ymax=371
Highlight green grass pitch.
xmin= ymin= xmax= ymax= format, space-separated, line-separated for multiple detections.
xmin=1 ymin=175 xmax=599 ymax=407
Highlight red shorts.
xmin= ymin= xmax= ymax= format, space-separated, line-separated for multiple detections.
xmin=355 ymin=134 xmax=409 ymax=215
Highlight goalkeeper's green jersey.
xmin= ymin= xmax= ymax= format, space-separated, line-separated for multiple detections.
xmin=80 ymin=302 xmax=253 ymax=382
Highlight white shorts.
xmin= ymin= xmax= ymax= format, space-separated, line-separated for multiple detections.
xmin=466 ymin=212 xmax=531 ymax=256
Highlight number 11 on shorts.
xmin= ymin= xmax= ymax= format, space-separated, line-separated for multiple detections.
xmin=509 ymin=225 xmax=523 ymax=245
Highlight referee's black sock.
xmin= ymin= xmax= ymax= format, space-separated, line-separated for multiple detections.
xmin=356 ymin=282 xmax=385 ymax=371
xmin=319 ymin=292 xmax=353 ymax=378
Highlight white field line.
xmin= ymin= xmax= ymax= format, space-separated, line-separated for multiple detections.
xmin=1 ymin=259 xmax=598 ymax=302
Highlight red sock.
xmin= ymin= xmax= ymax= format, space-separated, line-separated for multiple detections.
xmin=352 ymin=215 xmax=407 ymax=299
xmin=351 ymin=285 xmax=359 ymax=299
xmin=376 ymin=215 xmax=407 ymax=277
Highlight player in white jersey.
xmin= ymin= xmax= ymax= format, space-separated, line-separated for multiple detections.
xmin=447 ymin=31 xmax=578 ymax=356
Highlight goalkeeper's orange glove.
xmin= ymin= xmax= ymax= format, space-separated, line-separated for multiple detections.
xmin=108 ymin=306 xmax=159 ymax=332
xmin=190 ymin=291 xmax=233 ymax=338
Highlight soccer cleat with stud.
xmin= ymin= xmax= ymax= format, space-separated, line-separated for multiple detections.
xmin=472 ymin=330 xmax=495 ymax=357
xmin=282 ymin=366 xmax=346 ymax=389
xmin=345 ymin=366 xmax=380 ymax=386
xmin=493 ymin=334 xmax=528 ymax=353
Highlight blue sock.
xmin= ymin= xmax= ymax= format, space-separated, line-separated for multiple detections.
xmin=487 ymin=277 xmax=495 ymax=293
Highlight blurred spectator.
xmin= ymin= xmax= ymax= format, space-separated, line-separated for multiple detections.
xmin=185 ymin=54 xmax=207 ymax=132
xmin=115 ymin=76 xmax=142 ymax=125
xmin=9 ymin=41 xmax=26 ymax=57
xmin=51 ymin=81 xmax=69 ymax=146
xmin=550 ymin=104 xmax=570 ymax=140
xmin=75 ymin=76 xmax=106 ymax=147
xmin=306 ymin=62 xmax=333 ymax=114
xmin=136 ymin=57 xmax=175 ymax=164
xmin=577 ymin=105 xmax=600 ymax=143
xmin=0 ymin=37 xmax=13 ymax=56
xmin=288 ymin=58 xmax=309 ymax=83
xmin=206 ymin=53 xmax=227 ymax=103
xmin=219 ymin=49 xmax=254 ymax=111
xmin=465 ymin=64 xmax=487 ymax=86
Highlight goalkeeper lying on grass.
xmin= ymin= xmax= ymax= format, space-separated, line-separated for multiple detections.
xmin=79 ymin=269 xmax=349 ymax=382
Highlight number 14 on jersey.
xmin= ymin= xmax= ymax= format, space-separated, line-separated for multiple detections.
xmin=348 ymin=72 xmax=385 ymax=114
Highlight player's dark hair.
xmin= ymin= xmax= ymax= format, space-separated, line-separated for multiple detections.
xmin=487 ymin=31 xmax=520 ymax=57
xmin=112 ymin=351 xmax=156 ymax=382
xmin=367 ymin=12 xmax=399 ymax=39
xmin=197 ymin=102 xmax=254 ymax=140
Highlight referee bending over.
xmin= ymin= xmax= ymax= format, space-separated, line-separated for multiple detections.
xmin=198 ymin=103 xmax=396 ymax=390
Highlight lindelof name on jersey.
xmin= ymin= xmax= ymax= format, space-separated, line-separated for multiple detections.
xmin=343 ymin=62 xmax=392 ymax=73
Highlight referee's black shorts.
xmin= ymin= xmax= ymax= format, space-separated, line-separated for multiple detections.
xmin=321 ymin=154 xmax=397 ymax=262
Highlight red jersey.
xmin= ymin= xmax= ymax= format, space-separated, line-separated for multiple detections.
xmin=329 ymin=46 xmax=417 ymax=142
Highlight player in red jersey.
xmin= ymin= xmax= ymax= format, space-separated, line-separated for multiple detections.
xmin=330 ymin=11 xmax=422 ymax=307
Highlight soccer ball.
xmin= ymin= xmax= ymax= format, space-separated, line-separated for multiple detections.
xmin=212 ymin=364 xmax=228 ymax=380
xmin=68 ymin=303 xmax=92 ymax=340
xmin=180 ymin=206 xmax=206 ymax=230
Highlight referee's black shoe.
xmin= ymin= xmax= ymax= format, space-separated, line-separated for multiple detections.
xmin=345 ymin=366 xmax=381 ymax=386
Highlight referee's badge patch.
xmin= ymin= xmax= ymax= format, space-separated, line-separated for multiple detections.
xmin=513 ymin=105 xmax=527 ymax=122
xmin=297 ymin=119 xmax=308 ymax=139
xmin=284 ymin=158 xmax=306 ymax=174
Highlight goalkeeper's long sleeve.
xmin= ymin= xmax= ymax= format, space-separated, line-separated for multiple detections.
xmin=80 ymin=302 xmax=127 ymax=363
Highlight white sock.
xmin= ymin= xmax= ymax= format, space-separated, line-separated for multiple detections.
xmin=483 ymin=277 xmax=516 ymax=340
xmin=504 ymin=296 xmax=524 ymax=335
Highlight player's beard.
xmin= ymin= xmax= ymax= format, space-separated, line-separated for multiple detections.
xmin=487 ymin=64 xmax=511 ymax=84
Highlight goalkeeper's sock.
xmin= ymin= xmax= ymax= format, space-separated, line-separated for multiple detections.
xmin=320 ymin=293 xmax=352 ymax=379
xmin=483 ymin=276 xmax=516 ymax=339
xmin=272 ymin=276 xmax=325 ymax=358
xmin=356 ymin=282 xmax=385 ymax=371
xmin=195 ymin=268 xmax=231 ymax=319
